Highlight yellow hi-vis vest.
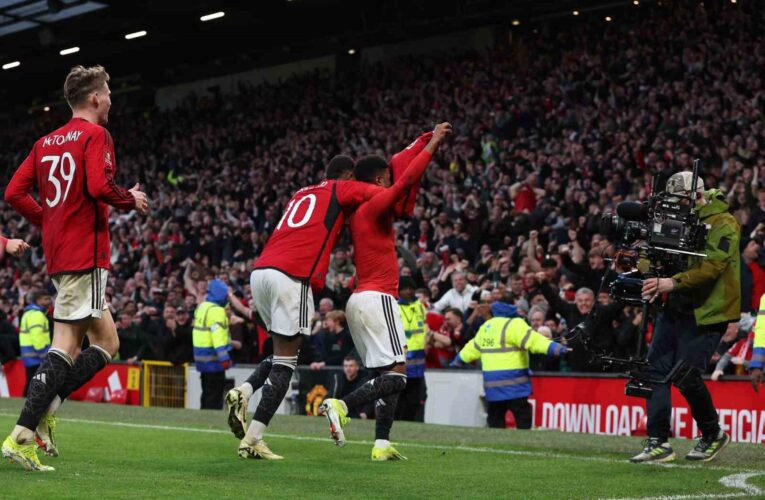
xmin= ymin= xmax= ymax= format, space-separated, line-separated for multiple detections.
xmin=456 ymin=317 xmax=566 ymax=401
xmin=192 ymin=301 xmax=231 ymax=372
xmin=19 ymin=307 xmax=50 ymax=368
xmin=400 ymin=299 xmax=427 ymax=377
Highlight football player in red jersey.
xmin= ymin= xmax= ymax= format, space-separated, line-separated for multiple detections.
xmin=2 ymin=65 xmax=147 ymax=471
xmin=319 ymin=122 xmax=452 ymax=460
xmin=226 ymin=155 xmax=383 ymax=460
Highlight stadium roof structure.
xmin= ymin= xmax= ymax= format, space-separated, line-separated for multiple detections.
xmin=0 ymin=0 xmax=105 ymax=37
xmin=0 ymin=0 xmax=644 ymax=110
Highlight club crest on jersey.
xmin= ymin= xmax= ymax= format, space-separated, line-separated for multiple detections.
xmin=42 ymin=130 xmax=83 ymax=147
xmin=105 ymin=151 xmax=113 ymax=166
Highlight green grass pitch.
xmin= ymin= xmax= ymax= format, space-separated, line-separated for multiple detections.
xmin=0 ymin=398 xmax=763 ymax=499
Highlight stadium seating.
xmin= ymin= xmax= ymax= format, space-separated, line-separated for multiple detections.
xmin=0 ymin=3 xmax=761 ymax=375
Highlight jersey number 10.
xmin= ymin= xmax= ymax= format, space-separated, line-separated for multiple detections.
xmin=276 ymin=194 xmax=317 ymax=230
xmin=42 ymin=153 xmax=76 ymax=208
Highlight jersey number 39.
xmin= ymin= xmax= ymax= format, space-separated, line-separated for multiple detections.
xmin=42 ymin=153 xmax=76 ymax=208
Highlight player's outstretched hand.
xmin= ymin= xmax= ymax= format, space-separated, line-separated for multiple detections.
xmin=432 ymin=122 xmax=453 ymax=143
xmin=5 ymin=239 xmax=30 ymax=257
xmin=129 ymin=183 xmax=149 ymax=214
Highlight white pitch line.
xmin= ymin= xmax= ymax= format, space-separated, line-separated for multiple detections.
xmin=1 ymin=412 xmax=762 ymax=499
xmin=719 ymin=472 xmax=765 ymax=496
xmin=602 ymin=494 xmax=747 ymax=500
xmin=602 ymin=472 xmax=765 ymax=500
xmin=0 ymin=411 xmax=760 ymax=478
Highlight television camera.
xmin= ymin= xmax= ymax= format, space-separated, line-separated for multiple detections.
xmin=569 ymin=160 xmax=708 ymax=398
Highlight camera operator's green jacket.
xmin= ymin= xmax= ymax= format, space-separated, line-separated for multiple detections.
xmin=671 ymin=189 xmax=740 ymax=326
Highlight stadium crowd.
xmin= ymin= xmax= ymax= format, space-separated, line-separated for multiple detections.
xmin=1 ymin=3 xmax=764 ymax=376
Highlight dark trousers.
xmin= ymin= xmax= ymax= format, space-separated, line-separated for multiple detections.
xmin=24 ymin=364 xmax=39 ymax=397
xmin=487 ymin=397 xmax=532 ymax=429
xmin=200 ymin=371 xmax=226 ymax=410
xmin=646 ymin=311 xmax=723 ymax=441
xmin=395 ymin=377 xmax=426 ymax=422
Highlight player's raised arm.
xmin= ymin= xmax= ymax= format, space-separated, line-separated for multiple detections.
xmin=364 ymin=122 xmax=452 ymax=214
xmin=84 ymin=128 xmax=147 ymax=213
xmin=390 ymin=131 xmax=434 ymax=218
xmin=4 ymin=149 xmax=43 ymax=226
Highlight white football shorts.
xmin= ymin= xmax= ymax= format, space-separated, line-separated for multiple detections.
xmin=250 ymin=268 xmax=313 ymax=336
xmin=52 ymin=268 xmax=109 ymax=322
xmin=345 ymin=290 xmax=407 ymax=369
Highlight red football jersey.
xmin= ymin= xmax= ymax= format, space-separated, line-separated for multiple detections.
xmin=254 ymin=179 xmax=381 ymax=291
xmin=351 ymin=148 xmax=433 ymax=297
xmin=390 ymin=131 xmax=433 ymax=218
xmin=5 ymin=118 xmax=134 ymax=275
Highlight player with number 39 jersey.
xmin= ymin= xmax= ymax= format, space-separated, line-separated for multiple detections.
xmin=5 ymin=118 xmax=134 ymax=275
xmin=2 ymin=65 xmax=147 ymax=473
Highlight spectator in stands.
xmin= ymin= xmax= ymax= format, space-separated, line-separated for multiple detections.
xmin=417 ymin=252 xmax=441 ymax=283
xmin=425 ymin=308 xmax=465 ymax=368
xmin=507 ymin=274 xmax=530 ymax=314
xmin=527 ymin=305 xmax=547 ymax=330
xmin=117 ymin=312 xmax=154 ymax=363
xmin=334 ymin=356 xmax=373 ymax=419
xmin=311 ymin=298 xmax=335 ymax=334
xmin=561 ymin=246 xmax=612 ymax=294
xmin=614 ymin=304 xmax=642 ymax=346
xmin=510 ymin=172 xmax=545 ymax=213
xmin=711 ymin=331 xmax=754 ymax=380
xmin=536 ymin=272 xmax=623 ymax=371
xmin=326 ymin=247 xmax=355 ymax=289
xmin=154 ymin=304 xmax=177 ymax=360
xmin=163 ymin=305 xmax=194 ymax=365
xmin=740 ymin=236 xmax=765 ymax=313
xmin=747 ymin=190 xmax=765 ymax=235
xmin=309 ymin=310 xmax=354 ymax=370
xmin=433 ymin=271 xmax=476 ymax=313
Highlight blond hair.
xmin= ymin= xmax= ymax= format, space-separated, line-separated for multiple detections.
xmin=64 ymin=65 xmax=109 ymax=109
xmin=325 ymin=310 xmax=347 ymax=327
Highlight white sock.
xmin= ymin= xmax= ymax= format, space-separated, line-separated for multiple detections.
xmin=46 ymin=395 xmax=63 ymax=417
xmin=338 ymin=399 xmax=348 ymax=414
xmin=11 ymin=425 xmax=34 ymax=444
xmin=375 ymin=439 xmax=390 ymax=449
xmin=239 ymin=382 xmax=254 ymax=400
xmin=244 ymin=420 xmax=267 ymax=445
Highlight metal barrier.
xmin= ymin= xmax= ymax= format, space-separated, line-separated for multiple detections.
xmin=142 ymin=361 xmax=188 ymax=408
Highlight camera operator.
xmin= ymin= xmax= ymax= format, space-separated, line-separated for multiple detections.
xmin=633 ymin=172 xmax=739 ymax=463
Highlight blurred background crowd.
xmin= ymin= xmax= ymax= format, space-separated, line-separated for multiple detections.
xmin=1 ymin=2 xmax=764 ymax=378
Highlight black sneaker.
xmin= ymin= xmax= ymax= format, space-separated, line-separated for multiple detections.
xmin=685 ymin=430 xmax=730 ymax=462
xmin=630 ymin=437 xmax=676 ymax=463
